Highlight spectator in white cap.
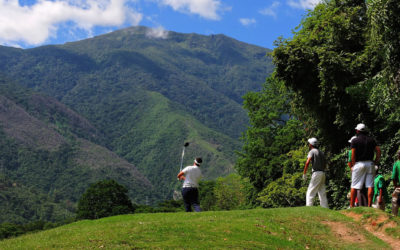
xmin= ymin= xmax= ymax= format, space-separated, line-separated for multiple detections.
xmin=303 ymin=138 xmax=328 ymax=208
xmin=349 ymin=123 xmax=381 ymax=207
xmin=348 ymin=136 xmax=367 ymax=206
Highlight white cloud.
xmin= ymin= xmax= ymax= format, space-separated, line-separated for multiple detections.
xmin=239 ymin=18 xmax=256 ymax=27
xmin=287 ymin=0 xmax=321 ymax=10
xmin=259 ymin=1 xmax=280 ymax=19
xmin=157 ymin=0 xmax=225 ymax=20
xmin=0 ymin=0 xmax=143 ymax=46
xmin=146 ymin=26 xmax=169 ymax=39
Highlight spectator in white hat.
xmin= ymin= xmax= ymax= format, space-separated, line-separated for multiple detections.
xmin=349 ymin=123 xmax=381 ymax=207
xmin=303 ymin=138 xmax=328 ymax=208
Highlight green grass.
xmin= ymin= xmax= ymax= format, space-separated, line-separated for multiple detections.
xmin=0 ymin=207 xmax=393 ymax=249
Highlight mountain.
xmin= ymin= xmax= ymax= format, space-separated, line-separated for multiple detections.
xmin=0 ymin=77 xmax=153 ymax=223
xmin=0 ymin=26 xmax=273 ymax=221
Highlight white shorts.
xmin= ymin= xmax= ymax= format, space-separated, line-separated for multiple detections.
xmin=351 ymin=161 xmax=374 ymax=189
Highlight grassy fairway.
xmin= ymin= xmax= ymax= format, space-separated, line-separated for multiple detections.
xmin=0 ymin=207 xmax=395 ymax=249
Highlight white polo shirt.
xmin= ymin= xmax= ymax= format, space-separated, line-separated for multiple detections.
xmin=182 ymin=165 xmax=202 ymax=188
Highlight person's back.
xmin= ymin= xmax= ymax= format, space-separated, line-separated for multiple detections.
xmin=177 ymin=157 xmax=203 ymax=212
xmin=351 ymin=133 xmax=376 ymax=162
xmin=303 ymin=138 xmax=328 ymax=208
xmin=182 ymin=165 xmax=202 ymax=188
xmin=349 ymin=125 xmax=381 ymax=208
xmin=308 ymin=148 xmax=326 ymax=172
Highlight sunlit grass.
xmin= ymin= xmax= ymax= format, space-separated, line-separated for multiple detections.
xmin=0 ymin=207 xmax=392 ymax=249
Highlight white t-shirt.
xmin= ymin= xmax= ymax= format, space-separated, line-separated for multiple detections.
xmin=182 ymin=165 xmax=202 ymax=188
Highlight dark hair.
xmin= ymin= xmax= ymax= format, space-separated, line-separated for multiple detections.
xmin=195 ymin=157 xmax=202 ymax=166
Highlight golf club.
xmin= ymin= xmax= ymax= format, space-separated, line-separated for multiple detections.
xmin=180 ymin=142 xmax=190 ymax=172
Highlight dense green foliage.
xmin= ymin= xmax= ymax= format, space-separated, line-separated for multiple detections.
xmin=77 ymin=180 xmax=135 ymax=219
xmin=213 ymin=174 xmax=251 ymax=210
xmin=0 ymin=219 xmax=73 ymax=240
xmin=236 ymin=77 xmax=306 ymax=195
xmin=236 ymin=0 xmax=400 ymax=209
xmin=0 ymin=79 xmax=155 ymax=223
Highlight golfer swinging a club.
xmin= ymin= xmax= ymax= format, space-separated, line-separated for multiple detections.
xmin=177 ymin=157 xmax=203 ymax=212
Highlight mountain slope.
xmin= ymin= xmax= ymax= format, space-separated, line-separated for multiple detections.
xmin=0 ymin=78 xmax=153 ymax=223
xmin=0 ymin=26 xmax=273 ymax=202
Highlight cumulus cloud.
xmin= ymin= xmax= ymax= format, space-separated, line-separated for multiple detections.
xmin=146 ymin=26 xmax=169 ymax=39
xmin=0 ymin=0 xmax=143 ymax=46
xmin=239 ymin=18 xmax=256 ymax=27
xmin=259 ymin=1 xmax=280 ymax=19
xmin=287 ymin=0 xmax=321 ymax=9
xmin=157 ymin=0 xmax=225 ymax=20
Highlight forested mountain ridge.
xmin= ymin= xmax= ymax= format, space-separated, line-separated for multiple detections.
xmin=0 ymin=78 xmax=153 ymax=223
xmin=0 ymin=26 xmax=273 ymax=222
xmin=0 ymin=26 xmax=272 ymax=139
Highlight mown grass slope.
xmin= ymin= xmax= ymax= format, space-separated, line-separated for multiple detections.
xmin=1 ymin=207 xmax=397 ymax=249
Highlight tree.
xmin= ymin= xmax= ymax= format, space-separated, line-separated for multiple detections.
xmin=235 ymin=76 xmax=305 ymax=192
xmin=272 ymin=0 xmax=370 ymax=152
xmin=198 ymin=180 xmax=217 ymax=211
xmin=257 ymin=173 xmax=307 ymax=208
xmin=77 ymin=179 xmax=134 ymax=219
xmin=265 ymin=0 xmax=400 ymax=209
xmin=213 ymin=174 xmax=250 ymax=210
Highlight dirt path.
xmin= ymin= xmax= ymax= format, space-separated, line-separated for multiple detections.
xmin=321 ymin=220 xmax=366 ymax=243
xmin=343 ymin=211 xmax=400 ymax=249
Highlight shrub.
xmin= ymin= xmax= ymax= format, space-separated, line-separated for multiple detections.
xmin=77 ymin=179 xmax=134 ymax=219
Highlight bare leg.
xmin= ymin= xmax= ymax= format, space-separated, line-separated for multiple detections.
xmin=368 ymin=187 xmax=373 ymax=207
xmin=350 ymin=188 xmax=357 ymax=207
xmin=392 ymin=189 xmax=400 ymax=216
xmin=357 ymin=188 xmax=367 ymax=206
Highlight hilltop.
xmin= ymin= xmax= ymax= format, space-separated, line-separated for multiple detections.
xmin=0 ymin=207 xmax=398 ymax=249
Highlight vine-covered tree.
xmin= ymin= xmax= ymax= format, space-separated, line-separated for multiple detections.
xmin=77 ymin=179 xmax=135 ymax=219
xmin=273 ymin=0 xmax=370 ymax=152
xmin=237 ymin=0 xmax=400 ymax=209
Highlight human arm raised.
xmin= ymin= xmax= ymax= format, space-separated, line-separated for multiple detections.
xmin=177 ymin=171 xmax=185 ymax=181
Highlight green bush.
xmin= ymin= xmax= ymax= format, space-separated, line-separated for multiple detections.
xmin=77 ymin=179 xmax=134 ymax=219
xmin=257 ymin=173 xmax=307 ymax=208
xmin=0 ymin=223 xmax=23 ymax=240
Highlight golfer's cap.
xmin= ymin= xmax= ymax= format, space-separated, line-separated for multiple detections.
xmin=308 ymin=138 xmax=318 ymax=146
xmin=348 ymin=136 xmax=357 ymax=143
xmin=355 ymin=123 xmax=366 ymax=131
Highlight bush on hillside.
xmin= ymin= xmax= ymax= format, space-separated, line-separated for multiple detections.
xmin=77 ymin=179 xmax=135 ymax=220
xmin=257 ymin=173 xmax=307 ymax=208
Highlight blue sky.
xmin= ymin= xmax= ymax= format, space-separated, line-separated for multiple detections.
xmin=0 ymin=0 xmax=321 ymax=49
